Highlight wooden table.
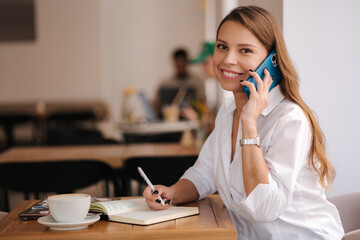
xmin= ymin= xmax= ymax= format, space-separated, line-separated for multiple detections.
xmin=0 ymin=101 xmax=108 ymax=120
xmin=0 ymin=195 xmax=236 ymax=240
xmin=0 ymin=143 xmax=201 ymax=169
xmin=119 ymin=121 xmax=200 ymax=135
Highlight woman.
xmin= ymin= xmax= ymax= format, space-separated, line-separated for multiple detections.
xmin=143 ymin=6 xmax=344 ymax=240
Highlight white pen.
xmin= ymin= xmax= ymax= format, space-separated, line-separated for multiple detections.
xmin=137 ymin=167 xmax=165 ymax=206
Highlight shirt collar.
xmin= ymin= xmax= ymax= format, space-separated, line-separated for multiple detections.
xmin=223 ymin=85 xmax=285 ymax=117
xmin=262 ymin=85 xmax=285 ymax=116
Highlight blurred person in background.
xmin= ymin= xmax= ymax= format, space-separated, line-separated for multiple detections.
xmin=154 ymin=48 xmax=205 ymax=120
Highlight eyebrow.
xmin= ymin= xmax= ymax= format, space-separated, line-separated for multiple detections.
xmin=217 ymin=39 xmax=258 ymax=48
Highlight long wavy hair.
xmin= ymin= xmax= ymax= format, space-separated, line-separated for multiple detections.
xmin=217 ymin=6 xmax=335 ymax=188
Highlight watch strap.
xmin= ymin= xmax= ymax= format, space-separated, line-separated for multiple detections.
xmin=240 ymin=136 xmax=261 ymax=147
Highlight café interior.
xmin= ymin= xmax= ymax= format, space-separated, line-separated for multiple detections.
xmin=0 ymin=0 xmax=243 ymax=214
xmin=0 ymin=0 xmax=359 ymax=239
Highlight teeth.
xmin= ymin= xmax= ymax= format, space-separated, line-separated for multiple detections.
xmin=223 ymin=71 xmax=240 ymax=77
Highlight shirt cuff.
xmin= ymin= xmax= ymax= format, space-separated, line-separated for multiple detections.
xmin=181 ymin=173 xmax=211 ymax=200
xmin=240 ymin=171 xmax=287 ymax=222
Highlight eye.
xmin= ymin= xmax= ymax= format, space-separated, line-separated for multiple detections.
xmin=240 ymin=48 xmax=252 ymax=53
xmin=216 ymin=44 xmax=227 ymax=50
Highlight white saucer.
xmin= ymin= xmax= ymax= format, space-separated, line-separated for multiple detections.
xmin=38 ymin=213 xmax=100 ymax=231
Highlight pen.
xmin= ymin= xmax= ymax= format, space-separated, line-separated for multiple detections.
xmin=31 ymin=206 xmax=47 ymax=210
xmin=137 ymin=167 xmax=165 ymax=206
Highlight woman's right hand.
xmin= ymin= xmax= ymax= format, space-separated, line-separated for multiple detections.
xmin=143 ymin=185 xmax=175 ymax=210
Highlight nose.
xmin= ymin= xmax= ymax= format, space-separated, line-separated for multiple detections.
xmin=222 ymin=50 xmax=237 ymax=65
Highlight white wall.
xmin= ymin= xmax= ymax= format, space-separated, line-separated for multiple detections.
xmin=0 ymin=0 xmax=102 ymax=102
xmin=283 ymin=0 xmax=360 ymax=196
xmin=239 ymin=0 xmax=283 ymax=28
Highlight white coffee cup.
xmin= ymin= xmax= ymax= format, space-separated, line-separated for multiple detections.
xmin=48 ymin=193 xmax=91 ymax=223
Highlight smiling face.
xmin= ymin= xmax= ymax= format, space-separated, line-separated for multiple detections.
xmin=213 ymin=21 xmax=268 ymax=93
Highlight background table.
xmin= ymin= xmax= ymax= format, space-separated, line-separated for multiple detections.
xmin=119 ymin=120 xmax=200 ymax=144
xmin=0 ymin=143 xmax=201 ymax=168
xmin=0 ymin=195 xmax=236 ymax=240
xmin=119 ymin=121 xmax=199 ymax=135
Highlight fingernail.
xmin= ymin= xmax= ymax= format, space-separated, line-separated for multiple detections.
xmin=153 ymin=190 xmax=158 ymax=195
xmin=249 ymin=69 xmax=254 ymax=72
xmin=165 ymin=199 xmax=171 ymax=205
xmin=155 ymin=199 xmax=161 ymax=204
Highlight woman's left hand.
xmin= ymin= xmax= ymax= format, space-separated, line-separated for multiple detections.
xmin=240 ymin=68 xmax=273 ymax=126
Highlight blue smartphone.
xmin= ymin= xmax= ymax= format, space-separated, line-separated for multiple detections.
xmin=242 ymin=49 xmax=282 ymax=98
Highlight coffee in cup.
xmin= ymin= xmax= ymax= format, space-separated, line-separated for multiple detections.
xmin=48 ymin=193 xmax=91 ymax=223
xmin=162 ymin=104 xmax=180 ymax=122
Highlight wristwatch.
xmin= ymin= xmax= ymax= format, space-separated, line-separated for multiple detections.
xmin=240 ymin=136 xmax=261 ymax=148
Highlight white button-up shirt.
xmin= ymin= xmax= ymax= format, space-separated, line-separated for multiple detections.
xmin=182 ymin=86 xmax=344 ymax=240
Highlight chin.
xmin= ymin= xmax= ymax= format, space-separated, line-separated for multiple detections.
xmin=219 ymin=81 xmax=242 ymax=92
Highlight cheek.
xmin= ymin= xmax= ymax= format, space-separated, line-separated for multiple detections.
xmin=247 ymin=57 xmax=265 ymax=71
xmin=242 ymin=59 xmax=257 ymax=71
xmin=211 ymin=59 xmax=218 ymax=73
xmin=212 ymin=51 xmax=221 ymax=65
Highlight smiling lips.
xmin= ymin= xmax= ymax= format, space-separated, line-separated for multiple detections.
xmin=221 ymin=69 xmax=243 ymax=79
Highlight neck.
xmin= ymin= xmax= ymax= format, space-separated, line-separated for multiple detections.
xmin=177 ymin=73 xmax=188 ymax=79
xmin=233 ymin=90 xmax=248 ymax=113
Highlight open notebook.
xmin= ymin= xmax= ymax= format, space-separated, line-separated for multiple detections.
xmin=90 ymin=198 xmax=199 ymax=225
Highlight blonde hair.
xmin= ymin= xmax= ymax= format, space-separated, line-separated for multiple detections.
xmin=217 ymin=6 xmax=335 ymax=188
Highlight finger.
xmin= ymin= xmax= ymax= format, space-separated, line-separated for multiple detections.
xmin=240 ymin=80 xmax=257 ymax=98
xmin=145 ymin=198 xmax=170 ymax=210
xmin=263 ymin=68 xmax=273 ymax=91
xmin=143 ymin=186 xmax=152 ymax=198
xmin=249 ymin=69 xmax=264 ymax=93
xmin=152 ymin=185 xmax=174 ymax=202
xmin=143 ymin=186 xmax=162 ymax=202
xmin=163 ymin=198 xmax=171 ymax=205
xmin=144 ymin=187 xmax=168 ymax=209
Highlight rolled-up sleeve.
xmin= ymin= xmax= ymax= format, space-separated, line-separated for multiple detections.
xmin=181 ymin=131 xmax=217 ymax=200
xmin=240 ymin=112 xmax=312 ymax=222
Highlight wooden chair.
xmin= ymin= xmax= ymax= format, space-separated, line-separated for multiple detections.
xmin=0 ymin=160 xmax=122 ymax=212
xmin=0 ymin=115 xmax=37 ymax=150
xmin=45 ymin=111 xmax=119 ymax=145
xmin=121 ymin=155 xmax=197 ymax=196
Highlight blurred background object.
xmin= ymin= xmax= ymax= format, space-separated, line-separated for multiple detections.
xmin=0 ymin=101 xmax=117 ymax=150
xmin=0 ymin=0 xmax=36 ymax=42
xmin=0 ymin=160 xmax=122 ymax=212
xmin=191 ymin=41 xmax=223 ymax=114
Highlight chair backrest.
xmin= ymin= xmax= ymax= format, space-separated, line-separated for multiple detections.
xmin=0 ymin=160 xmax=122 ymax=211
xmin=46 ymin=111 xmax=97 ymax=125
xmin=122 ymin=155 xmax=197 ymax=195
xmin=123 ymin=132 xmax=182 ymax=144
xmin=328 ymin=192 xmax=360 ymax=233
